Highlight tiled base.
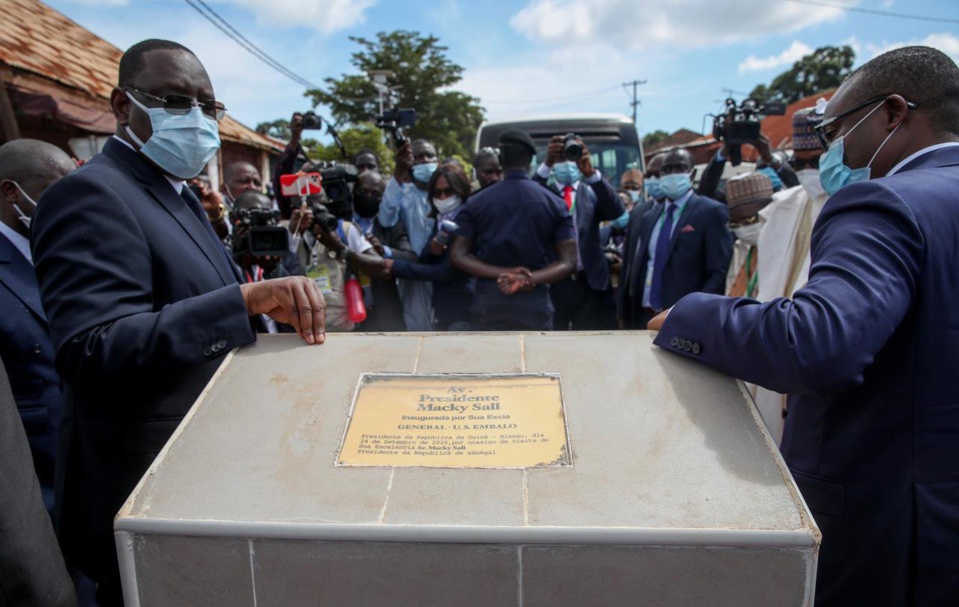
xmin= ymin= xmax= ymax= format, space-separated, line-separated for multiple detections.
xmin=129 ymin=535 xmax=813 ymax=607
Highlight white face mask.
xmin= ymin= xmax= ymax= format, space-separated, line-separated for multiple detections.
xmin=796 ymin=168 xmax=826 ymax=201
xmin=433 ymin=195 xmax=461 ymax=215
xmin=733 ymin=222 xmax=762 ymax=246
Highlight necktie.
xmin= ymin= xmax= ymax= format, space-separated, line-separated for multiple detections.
xmin=563 ymin=185 xmax=574 ymax=211
xmin=648 ymin=203 xmax=676 ymax=311
xmin=181 ymin=186 xmax=242 ymax=284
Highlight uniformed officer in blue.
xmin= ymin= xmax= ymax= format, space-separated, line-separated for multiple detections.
xmin=450 ymin=130 xmax=577 ymax=330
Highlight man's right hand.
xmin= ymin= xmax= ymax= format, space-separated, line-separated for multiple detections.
xmin=545 ymin=135 xmax=565 ymax=167
xmin=393 ymin=140 xmax=413 ymax=182
xmin=288 ymin=206 xmax=313 ymax=236
xmin=240 ymin=277 xmax=326 ymax=345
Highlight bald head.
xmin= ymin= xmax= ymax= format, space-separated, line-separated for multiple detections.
xmin=0 ymin=139 xmax=75 ymax=235
xmin=661 ymin=149 xmax=693 ymax=175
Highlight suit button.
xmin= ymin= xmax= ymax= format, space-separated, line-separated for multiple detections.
xmin=692 ymin=343 xmax=701 ymax=355
xmin=217 ymin=339 xmax=227 ymax=349
xmin=669 ymin=336 xmax=679 ymax=347
xmin=683 ymin=341 xmax=692 ymax=352
xmin=32 ymin=343 xmax=41 ymax=354
xmin=204 ymin=347 xmax=212 ymax=356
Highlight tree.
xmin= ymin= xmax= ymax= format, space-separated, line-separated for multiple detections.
xmin=309 ymin=122 xmax=395 ymax=174
xmin=642 ymin=130 xmax=670 ymax=149
xmin=306 ymin=31 xmax=485 ymax=159
xmin=749 ymin=45 xmax=855 ymax=104
xmin=256 ymin=119 xmax=291 ymax=140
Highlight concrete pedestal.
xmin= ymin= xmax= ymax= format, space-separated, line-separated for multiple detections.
xmin=116 ymin=332 xmax=819 ymax=606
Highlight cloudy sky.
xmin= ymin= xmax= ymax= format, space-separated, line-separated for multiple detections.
xmin=47 ymin=0 xmax=959 ymax=141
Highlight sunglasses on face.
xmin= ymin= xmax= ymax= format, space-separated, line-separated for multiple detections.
xmin=789 ymin=156 xmax=820 ymax=171
xmin=126 ymin=87 xmax=227 ymax=122
xmin=432 ymin=187 xmax=456 ymax=198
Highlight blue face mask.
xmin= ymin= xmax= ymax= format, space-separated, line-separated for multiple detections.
xmin=553 ymin=161 xmax=581 ymax=185
xmin=819 ymin=100 xmax=901 ymax=196
xmin=628 ymin=190 xmax=642 ymax=203
xmin=645 ymin=177 xmax=664 ymax=200
xmin=660 ymin=173 xmax=692 ymax=201
xmin=412 ymin=162 xmax=437 ymax=184
xmin=125 ymin=93 xmax=220 ymax=179
xmin=611 ymin=211 xmax=630 ymax=230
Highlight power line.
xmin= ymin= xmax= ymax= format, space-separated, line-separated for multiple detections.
xmin=182 ymin=0 xmax=323 ymax=90
xmin=785 ymin=0 xmax=959 ymax=24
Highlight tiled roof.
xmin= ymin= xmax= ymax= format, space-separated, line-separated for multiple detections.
xmin=0 ymin=0 xmax=281 ymax=152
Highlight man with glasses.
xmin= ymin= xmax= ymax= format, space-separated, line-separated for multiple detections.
xmin=650 ymin=46 xmax=959 ymax=605
xmin=31 ymin=39 xmax=326 ymax=606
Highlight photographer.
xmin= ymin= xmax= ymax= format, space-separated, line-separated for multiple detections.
xmin=188 ymin=175 xmax=229 ymax=241
xmin=272 ymin=112 xmax=309 ymax=219
xmin=287 ymin=192 xmax=381 ymax=332
xmin=377 ymin=138 xmax=439 ymax=331
xmin=533 ymin=134 xmax=626 ymax=330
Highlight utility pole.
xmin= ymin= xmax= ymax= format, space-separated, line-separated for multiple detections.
xmin=623 ymin=79 xmax=647 ymax=171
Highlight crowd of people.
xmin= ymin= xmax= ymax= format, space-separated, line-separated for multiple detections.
xmin=0 ymin=36 xmax=958 ymax=607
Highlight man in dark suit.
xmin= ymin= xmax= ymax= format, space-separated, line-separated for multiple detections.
xmin=649 ymin=46 xmax=959 ymax=606
xmin=534 ymin=135 xmax=626 ymax=329
xmin=620 ymin=148 xmax=732 ymax=329
xmin=31 ymin=39 xmax=326 ymax=606
xmin=0 ymin=357 xmax=76 ymax=607
xmin=0 ymin=139 xmax=75 ymax=515
xmin=351 ymin=169 xmax=416 ymax=332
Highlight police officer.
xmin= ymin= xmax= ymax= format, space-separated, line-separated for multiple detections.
xmin=450 ymin=130 xmax=577 ymax=330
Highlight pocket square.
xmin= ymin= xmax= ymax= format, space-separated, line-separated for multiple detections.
xmin=681 ymin=224 xmax=695 ymax=233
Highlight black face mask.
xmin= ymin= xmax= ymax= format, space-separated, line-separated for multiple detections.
xmin=353 ymin=193 xmax=382 ymax=218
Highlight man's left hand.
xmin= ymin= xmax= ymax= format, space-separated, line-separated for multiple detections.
xmin=647 ymin=308 xmax=670 ymax=331
xmin=576 ymin=138 xmax=596 ymax=178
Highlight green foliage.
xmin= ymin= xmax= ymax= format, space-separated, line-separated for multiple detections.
xmin=307 ymin=122 xmax=395 ymax=174
xmin=642 ymin=129 xmax=670 ymax=148
xmin=255 ymin=118 xmax=291 ymax=140
xmin=305 ymin=30 xmax=485 ymax=160
xmin=749 ymin=45 xmax=855 ymax=104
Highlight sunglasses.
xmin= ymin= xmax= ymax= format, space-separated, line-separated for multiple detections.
xmin=126 ymin=87 xmax=227 ymax=122
xmin=432 ymin=187 xmax=456 ymax=198
xmin=814 ymin=95 xmax=917 ymax=149
xmin=788 ymin=156 xmax=820 ymax=171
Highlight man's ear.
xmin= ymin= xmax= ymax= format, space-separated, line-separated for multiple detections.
xmin=111 ymin=87 xmax=131 ymax=125
xmin=883 ymin=95 xmax=910 ymax=133
xmin=0 ymin=180 xmax=19 ymax=203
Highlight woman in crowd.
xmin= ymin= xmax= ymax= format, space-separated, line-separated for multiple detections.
xmin=350 ymin=163 xmax=475 ymax=330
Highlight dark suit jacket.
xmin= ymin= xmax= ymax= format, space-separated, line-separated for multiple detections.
xmin=654 ymin=146 xmax=959 ymax=606
xmin=391 ymin=223 xmax=474 ymax=325
xmin=365 ymin=219 xmax=416 ymax=332
xmin=620 ymin=193 xmax=732 ymax=328
xmin=534 ymin=175 xmax=625 ymax=291
xmin=0 ymin=358 xmax=76 ymax=607
xmin=0 ymin=234 xmax=62 ymax=513
xmin=31 ymin=138 xmax=257 ymax=583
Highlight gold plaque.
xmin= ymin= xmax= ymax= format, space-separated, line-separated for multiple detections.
xmin=337 ymin=374 xmax=571 ymax=468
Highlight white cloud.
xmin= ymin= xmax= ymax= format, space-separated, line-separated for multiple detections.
xmin=509 ymin=0 xmax=849 ymax=51
xmin=864 ymin=32 xmax=959 ymax=65
xmin=738 ymin=40 xmax=813 ymax=73
xmin=227 ymin=0 xmax=376 ymax=34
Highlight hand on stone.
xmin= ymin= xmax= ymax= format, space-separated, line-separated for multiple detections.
xmin=240 ymin=276 xmax=326 ymax=344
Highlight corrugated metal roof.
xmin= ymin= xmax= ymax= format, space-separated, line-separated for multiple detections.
xmin=0 ymin=0 xmax=281 ymax=152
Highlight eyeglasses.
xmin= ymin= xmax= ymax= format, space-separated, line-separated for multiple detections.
xmin=432 ymin=187 xmax=456 ymax=198
xmin=788 ymin=156 xmax=820 ymax=171
xmin=814 ymin=95 xmax=917 ymax=149
xmin=126 ymin=87 xmax=227 ymax=122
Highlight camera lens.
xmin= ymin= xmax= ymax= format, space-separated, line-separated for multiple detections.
xmin=563 ymin=133 xmax=583 ymax=161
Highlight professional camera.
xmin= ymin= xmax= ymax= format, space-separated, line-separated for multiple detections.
xmin=375 ymin=108 xmax=416 ymax=146
xmin=231 ymin=207 xmax=289 ymax=258
xmin=563 ymin=133 xmax=583 ymax=161
xmin=316 ymin=162 xmax=359 ymax=215
xmin=302 ymin=110 xmax=323 ymax=130
xmin=308 ymin=201 xmax=340 ymax=232
xmin=712 ymin=98 xmax=786 ymax=165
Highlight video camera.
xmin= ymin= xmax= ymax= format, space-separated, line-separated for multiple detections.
xmin=314 ymin=162 xmax=359 ymax=214
xmin=712 ymin=97 xmax=786 ymax=164
xmin=231 ymin=207 xmax=289 ymax=258
xmin=375 ymin=108 xmax=416 ymax=146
